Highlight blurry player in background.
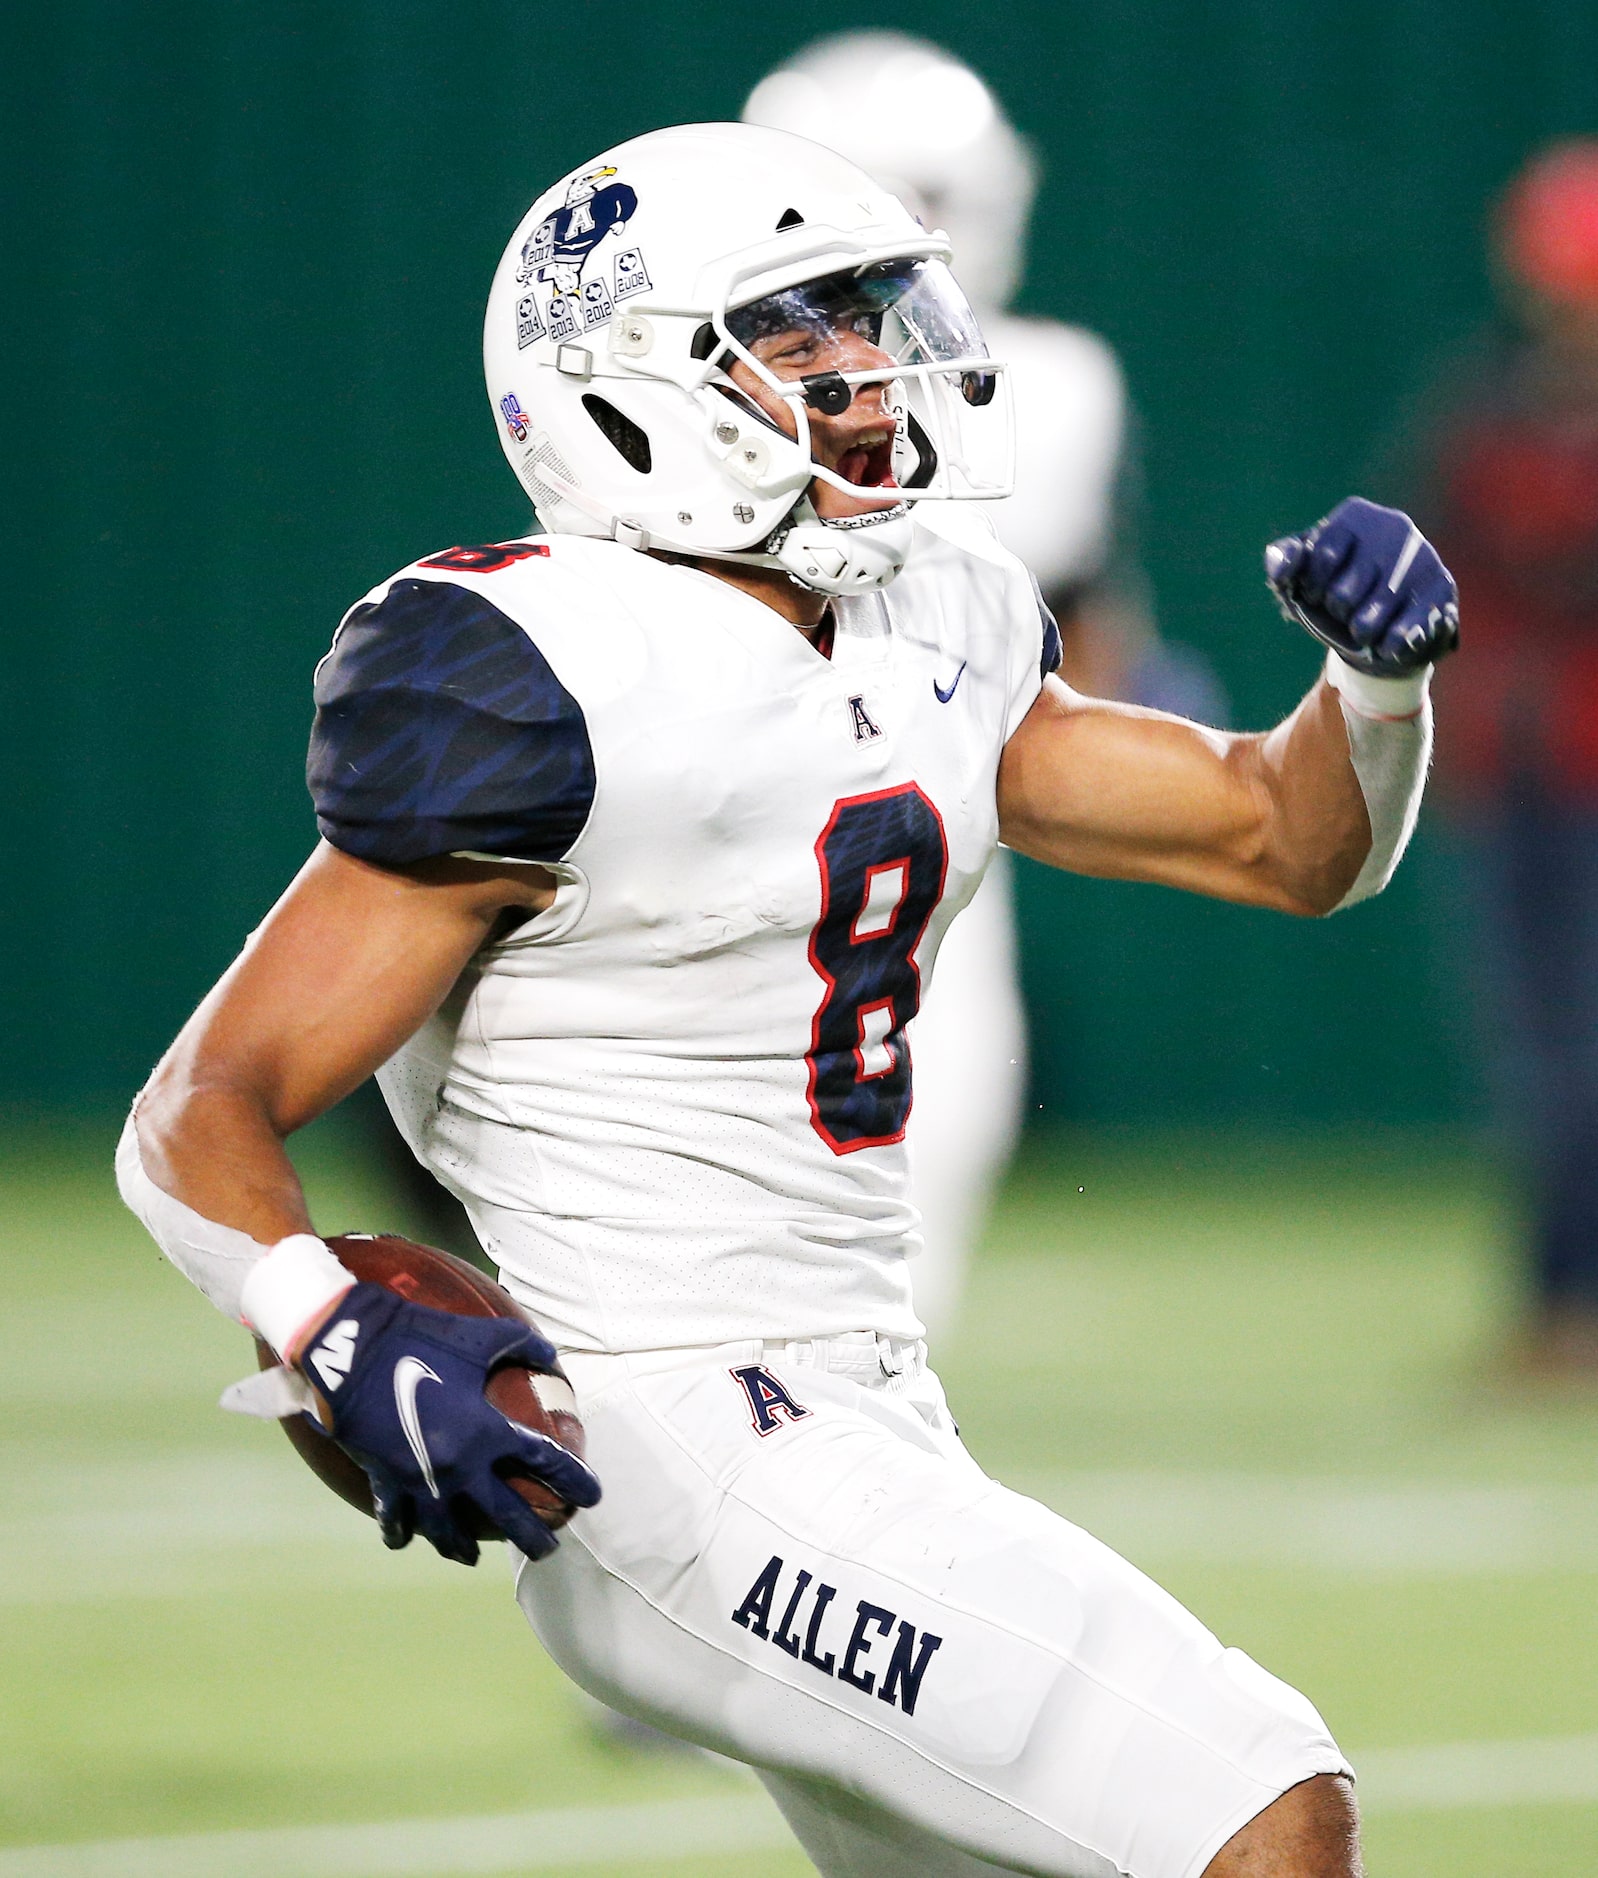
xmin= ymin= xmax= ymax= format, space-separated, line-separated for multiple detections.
xmin=120 ymin=121 xmax=1457 ymax=1876
xmin=744 ymin=36 xmax=1225 ymax=1336
xmin=1377 ymin=140 xmax=1598 ymax=1377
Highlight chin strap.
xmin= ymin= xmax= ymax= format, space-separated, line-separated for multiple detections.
xmin=684 ymin=493 xmax=914 ymax=596
xmin=767 ymin=496 xmax=914 ymax=596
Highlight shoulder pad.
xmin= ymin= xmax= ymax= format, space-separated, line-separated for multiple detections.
xmin=909 ymin=510 xmax=1061 ymax=683
xmin=307 ymin=578 xmax=595 ymax=867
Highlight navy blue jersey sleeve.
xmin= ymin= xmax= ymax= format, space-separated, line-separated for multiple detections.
xmin=307 ymin=578 xmax=596 ymax=867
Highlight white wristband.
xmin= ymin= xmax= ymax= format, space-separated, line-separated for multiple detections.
xmin=239 ymin=1234 xmax=356 ymax=1358
xmin=1323 ymin=649 xmax=1432 ymax=720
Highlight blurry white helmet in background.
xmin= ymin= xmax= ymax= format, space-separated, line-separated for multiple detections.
xmin=484 ymin=122 xmax=1013 ymax=597
xmin=746 ymin=39 xmax=1126 ymax=600
xmin=742 ymin=33 xmax=1038 ymax=316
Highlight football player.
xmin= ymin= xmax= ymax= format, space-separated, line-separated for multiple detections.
xmin=744 ymin=35 xmax=1225 ymax=1337
xmin=119 ymin=123 xmax=1456 ymax=1877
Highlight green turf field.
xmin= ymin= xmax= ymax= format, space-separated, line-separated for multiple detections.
xmin=2 ymin=1119 xmax=1595 ymax=1875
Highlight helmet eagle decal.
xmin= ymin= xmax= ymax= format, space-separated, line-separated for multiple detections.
xmin=515 ymin=166 xmax=640 ymax=299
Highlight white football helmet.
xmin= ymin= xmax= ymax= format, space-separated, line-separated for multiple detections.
xmin=742 ymin=35 xmax=1038 ymax=317
xmin=483 ymin=122 xmax=1012 ymax=596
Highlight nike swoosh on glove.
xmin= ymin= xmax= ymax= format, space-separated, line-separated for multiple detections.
xmin=296 ymin=1283 xmax=601 ymax=1567
xmin=1264 ymin=496 xmax=1460 ymax=675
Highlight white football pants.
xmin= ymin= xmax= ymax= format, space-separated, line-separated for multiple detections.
xmin=515 ymin=1334 xmax=1349 ymax=1878
xmin=906 ymin=854 xmax=1027 ymax=1343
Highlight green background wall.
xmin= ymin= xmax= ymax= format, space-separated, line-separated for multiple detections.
xmin=7 ymin=1 xmax=1597 ymax=1119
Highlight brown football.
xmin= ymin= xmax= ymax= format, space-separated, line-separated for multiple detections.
xmin=254 ymin=1233 xmax=585 ymax=1536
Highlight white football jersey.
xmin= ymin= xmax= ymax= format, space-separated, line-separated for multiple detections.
xmin=307 ymin=514 xmax=1055 ymax=1352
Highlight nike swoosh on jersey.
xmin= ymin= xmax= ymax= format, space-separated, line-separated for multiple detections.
xmin=393 ymin=1356 xmax=443 ymax=1497
xmin=933 ymin=662 xmax=967 ymax=704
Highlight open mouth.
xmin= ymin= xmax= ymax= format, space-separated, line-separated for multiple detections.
xmin=834 ymin=433 xmax=897 ymax=488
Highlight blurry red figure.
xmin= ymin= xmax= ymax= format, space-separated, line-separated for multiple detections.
xmin=1396 ymin=141 xmax=1598 ymax=1374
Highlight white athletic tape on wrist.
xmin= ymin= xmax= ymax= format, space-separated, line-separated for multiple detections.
xmin=115 ymin=1112 xmax=354 ymax=1345
xmin=1323 ymin=648 xmax=1431 ymax=719
xmin=1323 ymin=652 xmax=1434 ymax=912
xmin=117 ymin=1113 xmax=272 ymax=1321
xmin=238 ymin=1234 xmax=357 ymax=1358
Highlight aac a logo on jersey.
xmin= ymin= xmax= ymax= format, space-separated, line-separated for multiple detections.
xmin=513 ymin=166 xmax=652 ymax=349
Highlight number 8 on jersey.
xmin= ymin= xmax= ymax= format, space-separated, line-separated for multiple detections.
xmin=806 ymin=784 xmax=948 ymax=1154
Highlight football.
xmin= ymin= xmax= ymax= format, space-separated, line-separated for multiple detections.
xmin=254 ymin=1232 xmax=585 ymax=1536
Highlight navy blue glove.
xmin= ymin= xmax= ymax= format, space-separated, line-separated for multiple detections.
xmin=1265 ymin=497 xmax=1459 ymax=675
xmin=296 ymin=1283 xmax=600 ymax=1567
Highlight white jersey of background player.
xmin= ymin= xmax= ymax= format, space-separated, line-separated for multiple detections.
xmin=119 ymin=120 xmax=1451 ymax=1878
xmin=745 ymin=37 xmax=1222 ymax=1335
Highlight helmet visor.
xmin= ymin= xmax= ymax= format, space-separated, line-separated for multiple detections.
xmin=727 ymin=256 xmax=925 ymax=349
xmin=721 ymin=257 xmax=1012 ymax=503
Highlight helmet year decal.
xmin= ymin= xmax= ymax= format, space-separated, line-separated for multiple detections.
xmin=613 ymin=247 xmax=651 ymax=300
xmin=580 ymin=276 xmax=615 ymax=332
xmin=515 ymin=294 xmax=546 ymax=350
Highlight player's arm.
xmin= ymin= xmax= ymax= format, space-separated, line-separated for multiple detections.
xmin=121 ymin=841 xmax=598 ymax=1566
xmin=1000 ymin=678 xmax=1361 ymax=913
xmin=120 ymin=570 xmax=605 ymax=1565
xmin=998 ymin=498 xmax=1458 ymax=916
xmin=132 ymin=840 xmax=554 ymax=1246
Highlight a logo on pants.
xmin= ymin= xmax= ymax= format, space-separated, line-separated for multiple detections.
xmin=731 ymin=1553 xmax=943 ymax=1716
xmin=731 ymin=1364 xmax=811 ymax=1436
